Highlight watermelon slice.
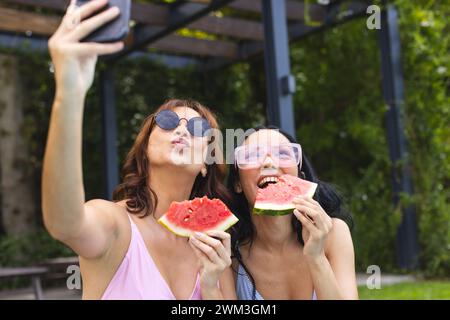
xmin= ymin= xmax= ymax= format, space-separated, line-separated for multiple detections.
xmin=158 ymin=196 xmax=239 ymax=237
xmin=253 ymin=174 xmax=318 ymax=216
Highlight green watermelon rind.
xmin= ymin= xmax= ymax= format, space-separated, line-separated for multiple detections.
xmin=253 ymin=203 xmax=296 ymax=216
xmin=253 ymin=180 xmax=318 ymax=216
xmin=158 ymin=212 xmax=239 ymax=238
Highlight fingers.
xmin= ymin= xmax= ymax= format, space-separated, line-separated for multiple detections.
xmin=293 ymin=209 xmax=316 ymax=232
xmin=204 ymin=230 xmax=230 ymax=241
xmin=66 ymin=0 xmax=77 ymax=15
xmin=189 ymin=234 xmax=222 ymax=265
xmin=292 ymin=195 xmax=320 ymax=211
xmin=293 ymin=201 xmax=320 ymax=226
xmin=292 ymin=197 xmax=333 ymax=239
xmin=293 ymin=201 xmax=315 ymax=224
xmin=192 ymin=232 xmax=231 ymax=264
xmin=188 ymin=239 xmax=211 ymax=265
xmin=67 ymin=5 xmax=121 ymax=42
xmin=294 ymin=203 xmax=329 ymax=233
xmin=61 ymin=0 xmax=94 ymax=33
xmin=74 ymin=41 xmax=124 ymax=56
xmin=293 ymin=196 xmax=332 ymax=227
xmin=205 ymin=230 xmax=231 ymax=255
xmin=73 ymin=0 xmax=109 ymax=21
xmin=53 ymin=0 xmax=111 ymax=42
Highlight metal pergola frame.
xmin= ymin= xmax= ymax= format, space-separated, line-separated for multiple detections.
xmin=0 ymin=0 xmax=419 ymax=269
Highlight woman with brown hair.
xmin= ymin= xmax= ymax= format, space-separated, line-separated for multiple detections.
xmin=42 ymin=0 xmax=235 ymax=299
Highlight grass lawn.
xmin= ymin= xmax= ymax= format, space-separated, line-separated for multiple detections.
xmin=358 ymin=281 xmax=450 ymax=300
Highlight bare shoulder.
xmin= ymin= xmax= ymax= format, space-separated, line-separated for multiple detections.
xmin=84 ymin=198 xmax=128 ymax=215
xmin=325 ymin=218 xmax=353 ymax=253
xmin=75 ymin=199 xmax=131 ymax=261
xmin=83 ymin=199 xmax=131 ymax=235
xmin=330 ymin=218 xmax=351 ymax=235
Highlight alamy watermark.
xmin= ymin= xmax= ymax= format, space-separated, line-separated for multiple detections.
xmin=366 ymin=5 xmax=381 ymax=30
xmin=66 ymin=265 xmax=81 ymax=290
xmin=366 ymin=265 xmax=382 ymax=289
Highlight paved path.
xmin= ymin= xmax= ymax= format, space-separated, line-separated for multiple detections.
xmin=356 ymin=273 xmax=417 ymax=287
xmin=0 ymin=287 xmax=81 ymax=300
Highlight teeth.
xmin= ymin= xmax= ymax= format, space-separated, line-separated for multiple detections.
xmin=258 ymin=176 xmax=279 ymax=187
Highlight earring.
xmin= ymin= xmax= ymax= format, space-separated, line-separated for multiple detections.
xmin=235 ymin=183 xmax=242 ymax=193
xmin=300 ymin=171 xmax=306 ymax=179
xmin=201 ymin=167 xmax=207 ymax=178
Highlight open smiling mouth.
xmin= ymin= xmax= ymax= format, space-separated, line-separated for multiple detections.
xmin=257 ymin=176 xmax=280 ymax=189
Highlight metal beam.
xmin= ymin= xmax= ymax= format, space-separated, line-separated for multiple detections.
xmin=189 ymin=15 xmax=264 ymax=41
xmin=150 ymin=32 xmax=238 ymax=58
xmin=4 ymin=0 xmax=263 ymax=41
xmin=379 ymin=5 xmax=419 ymax=269
xmin=127 ymin=50 xmax=199 ymax=69
xmin=0 ymin=5 xmax=237 ymax=59
xmin=0 ymin=32 xmax=50 ymax=52
xmin=203 ymin=1 xmax=367 ymax=70
xmin=289 ymin=1 xmax=368 ymax=41
xmin=108 ymin=0 xmax=234 ymax=62
xmin=261 ymin=0 xmax=296 ymax=137
xmin=100 ymin=68 xmax=119 ymax=200
xmin=229 ymin=0 xmax=325 ymax=22
xmin=5 ymin=0 xmax=169 ymax=25
xmin=0 ymin=32 xmax=199 ymax=68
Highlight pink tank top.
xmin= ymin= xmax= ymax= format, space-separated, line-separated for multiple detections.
xmin=101 ymin=215 xmax=202 ymax=300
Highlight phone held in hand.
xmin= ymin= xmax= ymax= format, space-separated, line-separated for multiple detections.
xmin=75 ymin=0 xmax=131 ymax=43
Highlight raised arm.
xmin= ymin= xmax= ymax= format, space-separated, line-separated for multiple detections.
xmin=42 ymin=0 xmax=124 ymax=259
xmin=293 ymin=196 xmax=358 ymax=299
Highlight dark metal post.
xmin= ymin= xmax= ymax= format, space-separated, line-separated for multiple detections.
xmin=100 ymin=68 xmax=119 ymax=200
xmin=379 ymin=5 xmax=419 ymax=269
xmin=261 ymin=0 xmax=296 ymax=137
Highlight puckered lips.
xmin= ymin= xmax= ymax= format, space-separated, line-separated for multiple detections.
xmin=171 ymin=137 xmax=190 ymax=148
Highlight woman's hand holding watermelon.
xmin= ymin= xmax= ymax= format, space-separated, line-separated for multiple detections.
xmin=292 ymin=196 xmax=333 ymax=259
xmin=188 ymin=230 xmax=232 ymax=297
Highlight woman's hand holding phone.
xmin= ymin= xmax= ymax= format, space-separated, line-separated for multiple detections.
xmin=48 ymin=0 xmax=124 ymax=100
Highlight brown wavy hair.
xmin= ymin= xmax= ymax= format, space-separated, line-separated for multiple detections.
xmin=112 ymin=99 xmax=231 ymax=217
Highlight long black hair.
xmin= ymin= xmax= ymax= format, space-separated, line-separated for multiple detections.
xmin=227 ymin=125 xmax=353 ymax=299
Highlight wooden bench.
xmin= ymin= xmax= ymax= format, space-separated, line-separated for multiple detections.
xmin=0 ymin=266 xmax=49 ymax=300
xmin=42 ymin=256 xmax=78 ymax=277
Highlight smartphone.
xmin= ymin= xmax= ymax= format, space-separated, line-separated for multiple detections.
xmin=75 ymin=0 xmax=131 ymax=43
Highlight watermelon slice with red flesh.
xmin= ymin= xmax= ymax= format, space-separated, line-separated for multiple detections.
xmin=253 ymin=174 xmax=318 ymax=216
xmin=158 ymin=196 xmax=239 ymax=237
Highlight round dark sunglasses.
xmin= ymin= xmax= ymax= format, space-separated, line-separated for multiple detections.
xmin=154 ymin=109 xmax=211 ymax=137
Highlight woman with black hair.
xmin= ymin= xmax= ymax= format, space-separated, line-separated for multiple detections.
xmin=228 ymin=126 xmax=358 ymax=300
